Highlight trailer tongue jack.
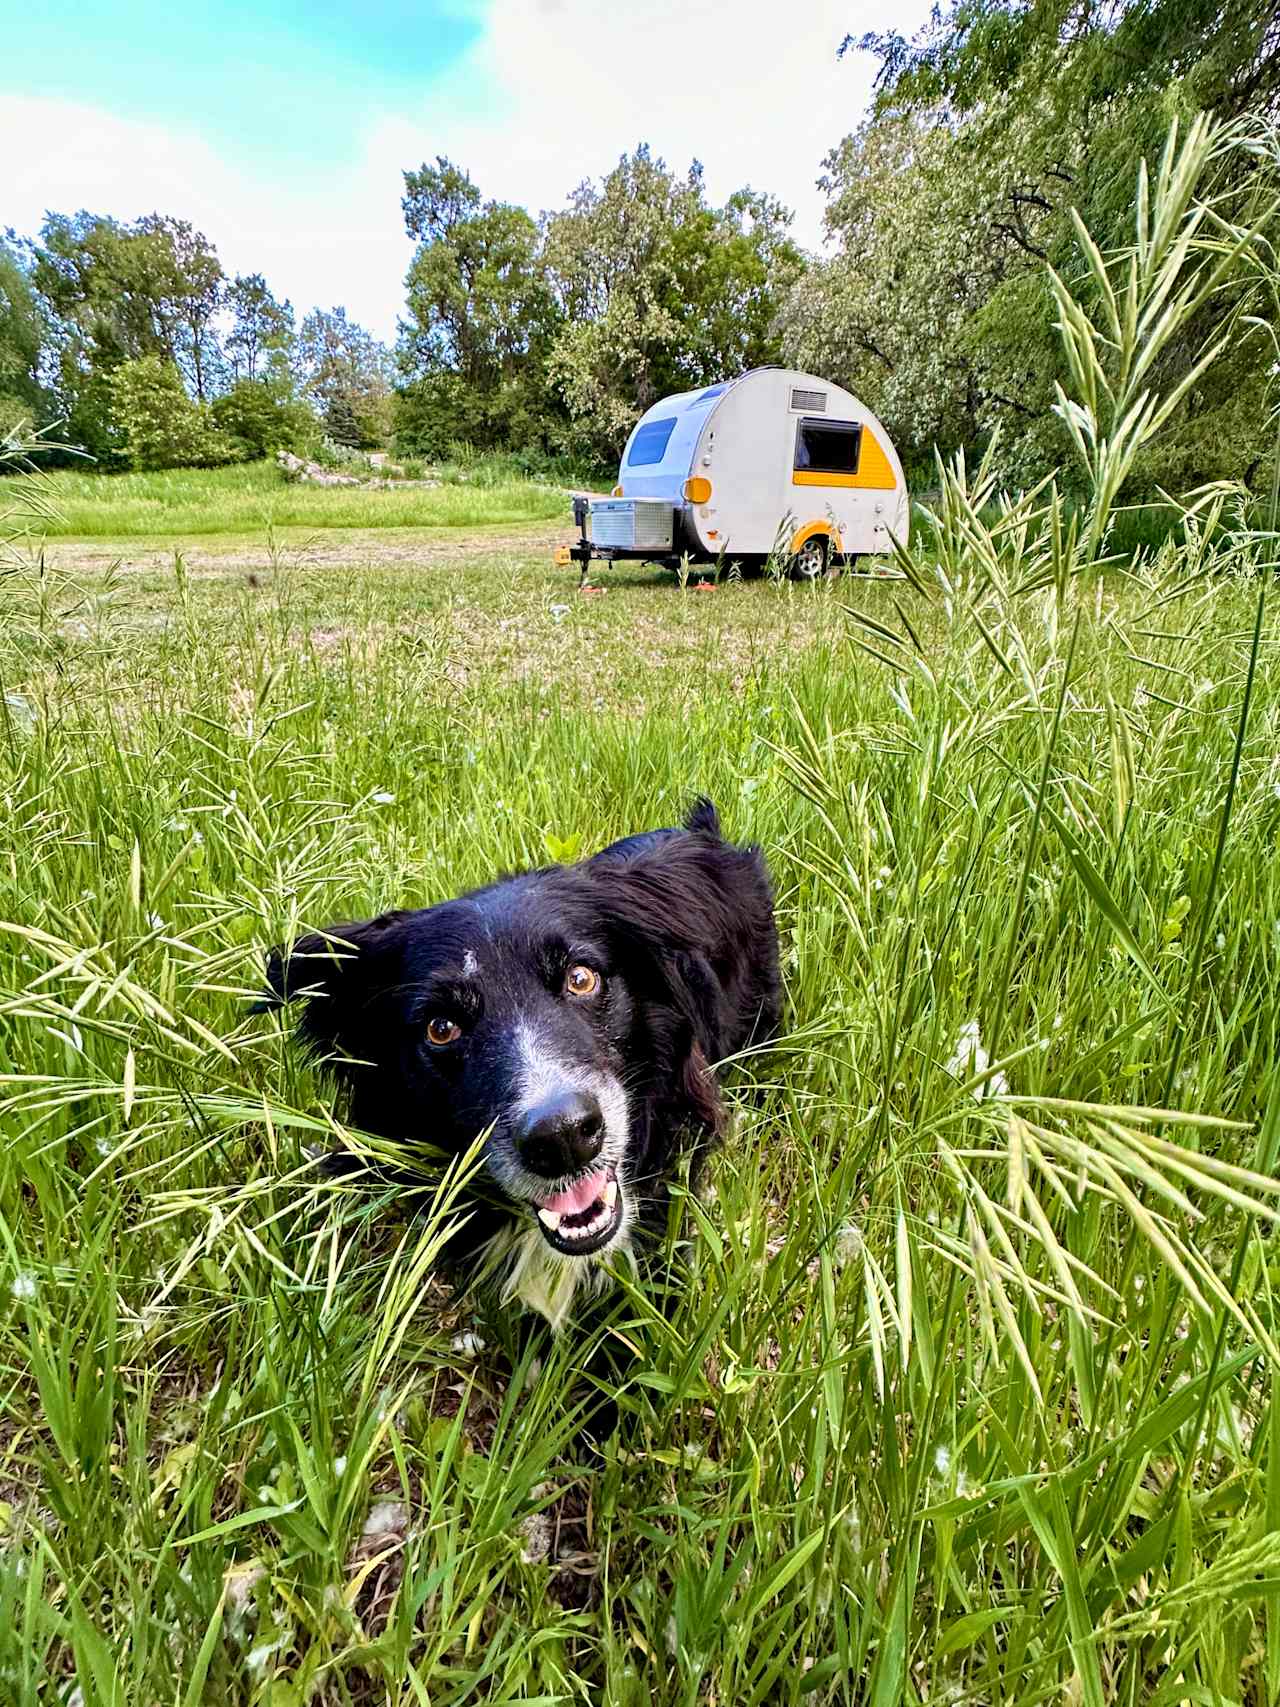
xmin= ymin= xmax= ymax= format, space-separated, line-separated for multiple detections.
xmin=570 ymin=495 xmax=593 ymax=588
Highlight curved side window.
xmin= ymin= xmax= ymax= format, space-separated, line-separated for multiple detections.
xmin=627 ymin=417 xmax=679 ymax=466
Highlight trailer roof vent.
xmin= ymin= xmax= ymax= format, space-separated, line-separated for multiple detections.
xmin=790 ymin=386 xmax=827 ymax=412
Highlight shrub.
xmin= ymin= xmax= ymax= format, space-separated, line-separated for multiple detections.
xmin=309 ymin=436 xmax=374 ymax=472
xmin=0 ymin=393 xmax=34 ymax=441
xmin=108 ymin=357 xmax=235 ymax=471
xmin=393 ymin=370 xmax=566 ymax=462
xmin=209 ymin=381 xmax=313 ymax=461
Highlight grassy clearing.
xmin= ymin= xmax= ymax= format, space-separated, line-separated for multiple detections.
xmin=2 ymin=117 xmax=1280 ymax=1704
xmin=7 ymin=461 xmax=569 ymax=539
xmin=4 ymin=469 xmax=1280 ymax=1705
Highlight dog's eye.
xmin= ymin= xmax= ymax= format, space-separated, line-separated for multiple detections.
xmin=564 ymin=964 xmax=601 ymax=998
xmin=425 ymin=1016 xmax=462 ymax=1047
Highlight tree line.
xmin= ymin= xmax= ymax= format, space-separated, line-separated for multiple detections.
xmin=0 ymin=211 xmax=394 ymax=469
xmin=2 ymin=0 xmax=1277 ymax=490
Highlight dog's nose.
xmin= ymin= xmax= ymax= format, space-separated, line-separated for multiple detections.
xmin=517 ymin=1089 xmax=604 ymax=1179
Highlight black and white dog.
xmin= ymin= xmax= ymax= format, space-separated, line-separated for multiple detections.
xmin=265 ymin=800 xmax=779 ymax=1327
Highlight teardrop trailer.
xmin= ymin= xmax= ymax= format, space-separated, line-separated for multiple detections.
xmin=556 ymin=368 xmax=909 ymax=583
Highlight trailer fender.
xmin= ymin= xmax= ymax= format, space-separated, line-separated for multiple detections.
xmin=790 ymin=520 xmax=843 ymax=557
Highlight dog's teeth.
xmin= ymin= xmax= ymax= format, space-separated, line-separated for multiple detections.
xmin=537 ymin=1208 xmax=562 ymax=1231
xmin=604 ymin=1179 xmax=618 ymax=1209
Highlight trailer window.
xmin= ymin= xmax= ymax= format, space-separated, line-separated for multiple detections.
xmin=628 ymin=417 xmax=678 ymax=466
xmin=794 ymin=417 xmax=861 ymax=476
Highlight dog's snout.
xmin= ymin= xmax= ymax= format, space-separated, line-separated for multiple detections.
xmin=517 ymin=1089 xmax=604 ymax=1179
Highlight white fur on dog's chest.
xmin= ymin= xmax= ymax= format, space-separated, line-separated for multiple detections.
xmin=487 ymin=1222 xmax=633 ymax=1331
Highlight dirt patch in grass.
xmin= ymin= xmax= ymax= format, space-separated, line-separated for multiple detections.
xmin=45 ymin=520 xmax=570 ymax=580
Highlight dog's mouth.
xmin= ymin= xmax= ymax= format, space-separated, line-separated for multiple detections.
xmin=531 ymin=1164 xmax=624 ymax=1256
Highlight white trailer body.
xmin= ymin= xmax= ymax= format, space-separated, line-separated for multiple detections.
xmin=576 ymin=368 xmax=909 ymax=575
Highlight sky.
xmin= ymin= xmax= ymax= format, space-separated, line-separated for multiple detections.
xmin=2 ymin=0 xmax=932 ymax=344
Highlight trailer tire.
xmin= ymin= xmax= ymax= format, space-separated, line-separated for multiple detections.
xmin=790 ymin=535 xmax=829 ymax=580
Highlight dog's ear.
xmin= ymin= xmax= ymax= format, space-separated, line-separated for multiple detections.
xmin=586 ymin=814 xmax=743 ymax=988
xmin=681 ymin=795 xmax=721 ymax=838
xmin=260 ymin=911 xmax=410 ymax=1057
xmin=587 ymin=828 xmax=748 ymax=1134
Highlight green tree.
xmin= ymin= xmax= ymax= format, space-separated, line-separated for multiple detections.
xmin=0 ymin=233 xmax=52 ymax=436
xmin=145 ymin=214 xmax=223 ymax=401
xmin=210 ymin=379 xmax=311 ymax=460
xmin=544 ymin=148 xmax=804 ymax=459
xmin=397 ymin=158 xmax=562 ymax=454
xmin=31 ymin=211 xmax=227 ymax=454
xmin=225 ymin=273 xmax=295 ymax=384
xmin=108 ymin=355 xmax=234 ymax=470
xmin=782 ymin=0 xmax=1280 ymax=489
xmin=297 ymin=306 xmax=393 ymax=447
xmin=847 ymin=0 xmax=1278 ymax=127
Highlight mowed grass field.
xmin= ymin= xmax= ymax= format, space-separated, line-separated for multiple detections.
xmin=3 ymin=465 xmax=1280 ymax=1705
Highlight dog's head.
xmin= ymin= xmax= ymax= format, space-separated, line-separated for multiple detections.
xmin=264 ymin=818 xmax=742 ymax=1267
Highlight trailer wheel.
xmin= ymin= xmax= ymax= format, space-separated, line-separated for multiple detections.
xmin=790 ymin=535 xmax=829 ymax=580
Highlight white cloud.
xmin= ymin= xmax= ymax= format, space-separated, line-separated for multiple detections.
xmin=2 ymin=94 xmax=418 ymax=341
xmin=1 ymin=0 xmax=929 ymax=342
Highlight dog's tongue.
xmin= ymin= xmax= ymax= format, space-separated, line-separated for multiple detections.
xmin=536 ymin=1168 xmax=607 ymax=1216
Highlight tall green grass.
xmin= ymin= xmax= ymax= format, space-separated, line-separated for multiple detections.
xmin=1 ymin=115 xmax=1280 ymax=1704
xmin=13 ymin=461 xmax=568 ymax=539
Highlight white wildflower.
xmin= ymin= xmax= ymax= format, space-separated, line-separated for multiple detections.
xmin=11 ymin=1271 xmax=38 ymax=1302
xmin=832 ymin=1222 xmax=864 ymax=1269
xmin=223 ymin=1559 xmax=264 ymax=1619
xmin=946 ymin=1019 xmax=1009 ymax=1098
xmin=333 ymin=1455 xmax=347 ymax=1477
xmin=4 ymin=692 xmax=37 ymax=733
xmin=934 ymin=1444 xmax=952 ymax=1476
xmin=246 ymin=1637 xmax=284 ymax=1677
xmin=518 ymin=1511 xmax=554 ymax=1564
xmin=362 ymin=1499 xmax=407 ymax=1540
